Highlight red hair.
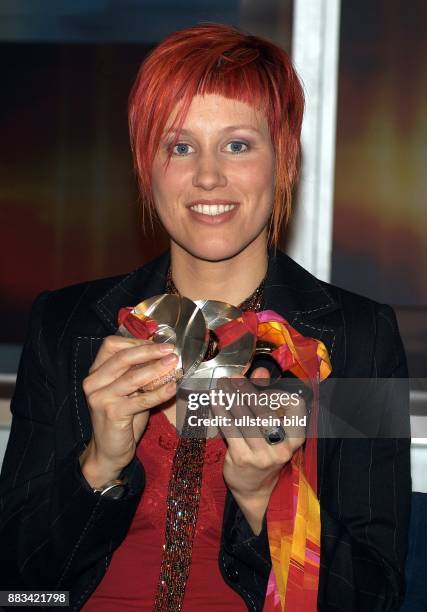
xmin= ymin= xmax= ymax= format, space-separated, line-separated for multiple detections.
xmin=128 ymin=23 xmax=304 ymax=245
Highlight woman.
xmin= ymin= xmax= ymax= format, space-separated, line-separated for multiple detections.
xmin=0 ymin=23 xmax=410 ymax=611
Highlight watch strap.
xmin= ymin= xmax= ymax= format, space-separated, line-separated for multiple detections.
xmin=93 ymin=478 xmax=128 ymax=499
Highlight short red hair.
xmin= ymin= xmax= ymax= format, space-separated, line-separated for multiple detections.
xmin=128 ymin=23 xmax=304 ymax=245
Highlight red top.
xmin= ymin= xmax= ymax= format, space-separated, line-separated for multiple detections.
xmin=82 ymin=409 xmax=246 ymax=611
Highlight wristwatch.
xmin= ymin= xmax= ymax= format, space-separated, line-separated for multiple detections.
xmin=93 ymin=478 xmax=128 ymax=500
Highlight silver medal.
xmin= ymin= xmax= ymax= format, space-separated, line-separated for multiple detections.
xmin=130 ymin=294 xmax=208 ymax=379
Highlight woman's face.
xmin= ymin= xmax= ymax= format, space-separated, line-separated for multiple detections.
xmin=151 ymin=93 xmax=275 ymax=262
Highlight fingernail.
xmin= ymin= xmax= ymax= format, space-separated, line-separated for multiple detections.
xmin=162 ymin=353 xmax=178 ymax=365
xmin=159 ymin=343 xmax=175 ymax=353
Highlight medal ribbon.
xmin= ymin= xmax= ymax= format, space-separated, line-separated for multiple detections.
xmin=213 ymin=309 xmax=331 ymax=611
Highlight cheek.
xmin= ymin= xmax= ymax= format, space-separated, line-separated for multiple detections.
xmin=233 ymin=159 xmax=275 ymax=200
xmin=152 ymin=162 xmax=188 ymax=208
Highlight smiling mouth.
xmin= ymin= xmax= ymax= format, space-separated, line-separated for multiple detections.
xmin=189 ymin=203 xmax=237 ymax=216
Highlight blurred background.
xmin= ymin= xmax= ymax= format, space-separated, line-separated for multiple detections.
xmin=0 ymin=2 xmax=426 ymax=603
xmin=1 ymin=0 xmax=426 ymax=366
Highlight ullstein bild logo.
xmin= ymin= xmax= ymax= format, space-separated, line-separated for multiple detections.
xmin=187 ymin=413 xmax=307 ymax=429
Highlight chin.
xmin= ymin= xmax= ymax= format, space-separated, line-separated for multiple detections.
xmin=176 ymin=235 xmax=260 ymax=263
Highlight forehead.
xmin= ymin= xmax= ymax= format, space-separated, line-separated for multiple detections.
xmin=165 ymin=93 xmax=268 ymax=134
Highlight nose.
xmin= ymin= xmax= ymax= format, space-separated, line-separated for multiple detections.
xmin=192 ymin=151 xmax=227 ymax=190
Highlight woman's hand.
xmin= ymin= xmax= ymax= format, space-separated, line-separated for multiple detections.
xmin=79 ymin=335 xmax=178 ymax=488
xmin=215 ymin=368 xmax=307 ymax=534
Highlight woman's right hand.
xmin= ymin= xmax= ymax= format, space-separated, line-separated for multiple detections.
xmin=79 ymin=335 xmax=178 ymax=488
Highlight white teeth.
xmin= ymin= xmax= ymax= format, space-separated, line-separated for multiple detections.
xmin=190 ymin=203 xmax=236 ymax=216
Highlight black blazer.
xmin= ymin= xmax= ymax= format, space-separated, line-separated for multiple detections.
xmin=0 ymin=249 xmax=411 ymax=611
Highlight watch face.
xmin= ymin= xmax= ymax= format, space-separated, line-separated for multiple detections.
xmin=101 ymin=484 xmax=127 ymax=500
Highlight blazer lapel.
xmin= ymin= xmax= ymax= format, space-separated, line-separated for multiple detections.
xmin=92 ymin=250 xmax=171 ymax=333
xmin=264 ymin=249 xmax=343 ymax=376
xmin=70 ymin=335 xmax=105 ymax=446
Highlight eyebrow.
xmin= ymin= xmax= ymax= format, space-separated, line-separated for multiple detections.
xmin=163 ymin=124 xmax=262 ymax=137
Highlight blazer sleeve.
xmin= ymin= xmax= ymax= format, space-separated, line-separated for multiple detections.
xmin=319 ymin=303 xmax=411 ymax=612
xmin=0 ymin=292 xmax=145 ymax=606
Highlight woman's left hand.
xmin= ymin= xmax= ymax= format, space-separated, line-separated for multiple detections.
xmin=213 ymin=367 xmax=307 ymax=535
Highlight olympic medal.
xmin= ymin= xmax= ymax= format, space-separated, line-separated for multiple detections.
xmin=132 ymin=294 xmax=208 ymax=378
xmin=193 ymin=299 xmax=256 ymax=379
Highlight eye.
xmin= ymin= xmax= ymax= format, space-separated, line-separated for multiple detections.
xmin=171 ymin=142 xmax=194 ymax=156
xmin=225 ymin=141 xmax=249 ymax=154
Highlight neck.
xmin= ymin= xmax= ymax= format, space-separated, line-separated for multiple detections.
xmin=170 ymin=236 xmax=268 ymax=306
